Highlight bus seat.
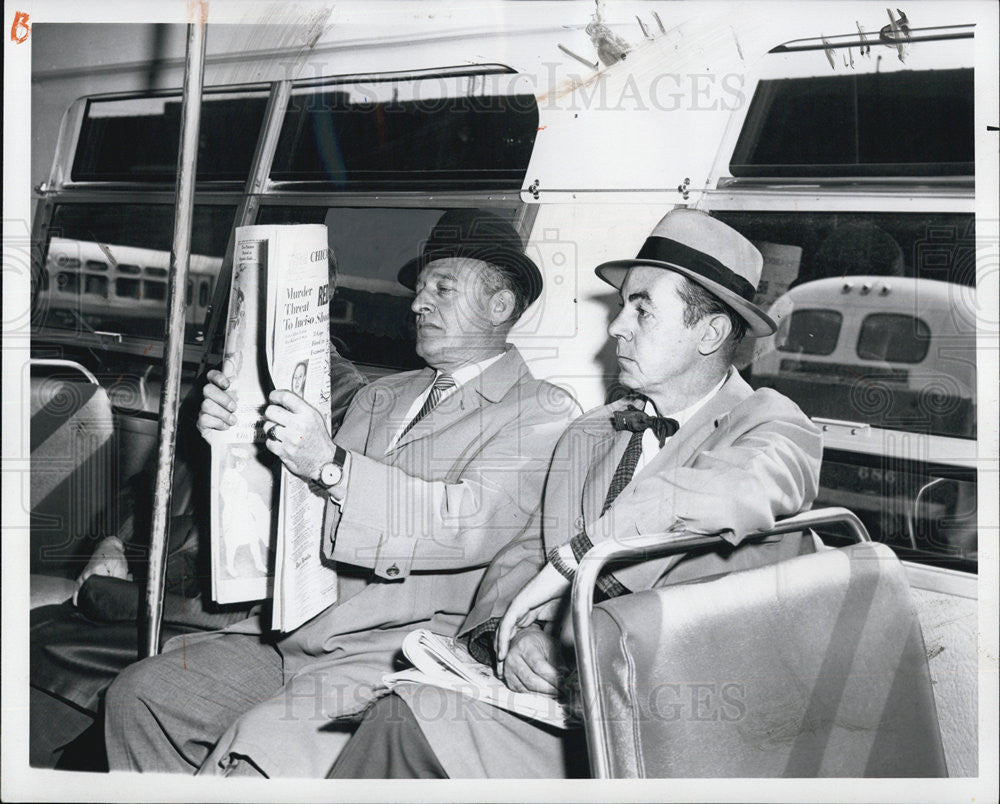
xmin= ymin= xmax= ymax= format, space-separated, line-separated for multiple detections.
xmin=30 ymin=359 xmax=116 ymax=579
xmin=574 ymin=509 xmax=947 ymax=777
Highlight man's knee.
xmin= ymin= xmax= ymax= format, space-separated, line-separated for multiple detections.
xmin=105 ymin=656 xmax=164 ymax=723
xmin=329 ymin=694 xmax=447 ymax=779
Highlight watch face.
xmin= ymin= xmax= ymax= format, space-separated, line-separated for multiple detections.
xmin=319 ymin=462 xmax=342 ymax=488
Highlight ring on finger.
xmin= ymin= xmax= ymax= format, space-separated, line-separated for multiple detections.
xmin=266 ymin=424 xmax=280 ymax=442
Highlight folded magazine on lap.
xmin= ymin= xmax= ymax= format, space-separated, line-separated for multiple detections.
xmin=383 ymin=629 xmax=570 ymax=729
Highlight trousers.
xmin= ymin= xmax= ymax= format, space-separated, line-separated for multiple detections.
xmin=104 ymin=634 xmax=283 ymax=774
xmin=327 ymin=693 xmax=447 ymax=778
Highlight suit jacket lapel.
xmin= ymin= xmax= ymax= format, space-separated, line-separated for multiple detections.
xmin=586 ymin=371 xmax=755 ymax=526
xmin=588 ymin=372 xmax=754 ymax=575
xmin=366 ymin=369 xmax=434 ymax=458
xmin=580 ymin=400 xmax=632 ymax=532
xmin=629 ymin=370 xmax=754 ymax=485
xmin=387 ymin=346 xmax=529 ymax=454
xmin=393 ymin=380 xmax=486 ymax=452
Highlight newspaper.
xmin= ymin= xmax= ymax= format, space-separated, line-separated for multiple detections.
xmin=209 ymin=224 xmax=339 ymax=632
xmin=383 ymin=629 xmax=571 ymax=728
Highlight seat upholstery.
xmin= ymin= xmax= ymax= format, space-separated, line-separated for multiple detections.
xmin=30 ymin=365 xmax=116 ymax=578
xmin=590 ymin=541 xmax=947 ymax=777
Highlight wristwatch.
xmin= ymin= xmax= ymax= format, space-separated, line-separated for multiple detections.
xmin=317 ymin=444 xmax=348 ymax=489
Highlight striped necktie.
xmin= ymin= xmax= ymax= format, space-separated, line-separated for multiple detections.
xmin=399 ymin=373 xmax=456 ymax=438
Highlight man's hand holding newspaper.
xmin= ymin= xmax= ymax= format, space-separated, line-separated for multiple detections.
xmin=262 ymin=389 xmax=336 ymax=482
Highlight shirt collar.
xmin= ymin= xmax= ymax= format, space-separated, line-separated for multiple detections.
xmin=436 ymin=350 xmax=506 ymax=389
xmin=643 ymin=369 xmax=730 ymax=430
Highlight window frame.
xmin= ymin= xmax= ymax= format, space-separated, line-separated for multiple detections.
xmin=705 ymin=27 xmax=977 ymax=193
xmin=53 ymin=82 xmax=273 ymax=193
xmin=32 ymin=65 xmax=538 ymax=375
xmin=698 ymin=190 xmax=979 ymax=574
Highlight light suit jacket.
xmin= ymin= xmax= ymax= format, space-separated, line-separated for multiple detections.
xmin=399 ymin=370 xmax=824 ymax=779
xmin=197 ymin=345 xmax=579 ymax=777
xmin=461 ymin=369 xmax=823 ymax=657
xmin=279 ymin=344 xmax=580 ymax=661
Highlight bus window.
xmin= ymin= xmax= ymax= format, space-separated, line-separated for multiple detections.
xmin=36 ymin=203 xmax=235 ymax=342
xmin=819 ymin=451 xmax=977 ymax=570
xmin=84 ymin=275 xmax=108 ymax=298
xmin=730 ymin=69 xmax=973 ymax=178
xmin=715 ymin=210 xmax=977 ymax=571
xmin=256 ymin=205 xmax=521 ymax=371
xmin=271 ymin=75 xmax=537 ymax=191
xmin=71 ymin=90 xmax=269 ymax=183
xmin=198 ymin=280 xmax=210 ymax=308
xmin=857 ymin=313 xmax=931 ymax=363
xmin=186 ymin=280 xmax=193 ymax=306
xmin=115 ymin=278 xmax=141 ymax=299
xmin=718 ymin=210 xmax=976 ymax=437
xmin=775 ymin=309 xmax=841 ymax=356
xmin=143 ymin=281 xmax=166 ymax=302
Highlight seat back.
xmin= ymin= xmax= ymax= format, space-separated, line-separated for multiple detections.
xmin=590 ymin=541 xmax=947 ymax=777
xmin=30 ymin=360 xmax=116 ymax=578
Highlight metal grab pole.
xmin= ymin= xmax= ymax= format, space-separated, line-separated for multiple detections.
xmin=144 ymin=9 xmax=207 ymax=658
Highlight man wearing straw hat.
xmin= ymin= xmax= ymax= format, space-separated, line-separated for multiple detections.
xmin=329 ymin=208 xmax=823 ymax=778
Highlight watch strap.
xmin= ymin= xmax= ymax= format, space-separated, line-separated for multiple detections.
xmin=331 ymin=443 xmax=347 ymax=470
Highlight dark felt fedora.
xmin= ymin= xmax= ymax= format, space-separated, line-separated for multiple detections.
xmin=397 ymin=209 xmax=543 ymax=305
xmin=595 ymin=208 xmax=777 ymax=337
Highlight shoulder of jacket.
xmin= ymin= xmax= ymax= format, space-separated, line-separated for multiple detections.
xmin=730 ymin=385 xmax=818 ymax=432
xmin=551 ymin=402 xmax=616 ymax=443
xmin=520 ymin=377 xmax=582 ymax=411
xmin=367 ymin=369 xmax=427 ymax=389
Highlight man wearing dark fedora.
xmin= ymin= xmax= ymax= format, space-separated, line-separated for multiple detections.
xmin=327 ymin=208 xmax=824 ymax=778
xmin=104 ymin=209 xmax=579 ymax=777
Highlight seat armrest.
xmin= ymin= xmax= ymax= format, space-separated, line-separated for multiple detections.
xmin=571 ymin=506 xmax=871 ymax=778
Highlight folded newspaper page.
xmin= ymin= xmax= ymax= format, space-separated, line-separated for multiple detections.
xmin=210 ymin=224 xmax=338 ymax=632
xmin=383 ymin=629 xmax=570 ymax=728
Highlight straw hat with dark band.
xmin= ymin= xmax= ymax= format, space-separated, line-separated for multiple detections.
xmin=398 ymin=209 xmax=543 ymax=306
xmin=595 ymin=208 xmax=776 ymax=337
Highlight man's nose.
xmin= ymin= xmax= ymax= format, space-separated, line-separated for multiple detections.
xmin=608 ymin=309 xmax=630 ymax=340
xmin=411 ymin=289 xmax=432 ymax=314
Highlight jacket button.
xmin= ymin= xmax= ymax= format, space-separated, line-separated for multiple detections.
xmin=386 ymin=564 xmax=400 ymax=577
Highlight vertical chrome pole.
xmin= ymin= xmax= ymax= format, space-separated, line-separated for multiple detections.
xmin=144 ymin=7 xmax=207 ymax=657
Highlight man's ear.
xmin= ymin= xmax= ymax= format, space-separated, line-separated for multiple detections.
xmin=698 ymin=313 xmax=732 ymax=356
xmin=489 ymin=289 xmax=517 ymax=326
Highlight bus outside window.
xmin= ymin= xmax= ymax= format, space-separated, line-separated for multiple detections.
xmin=35 ymin=204 xmax=235 ymax=343
xmin=714 ymin=212 xmax=977 ymax=571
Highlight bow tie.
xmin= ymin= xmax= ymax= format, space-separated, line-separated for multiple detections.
xmin=611 ymin=408 xmax=679 ymax=448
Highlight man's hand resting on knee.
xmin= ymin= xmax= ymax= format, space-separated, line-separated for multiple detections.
xmin=500 ymin=625 xmax=565 ymax=695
